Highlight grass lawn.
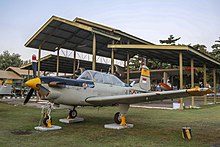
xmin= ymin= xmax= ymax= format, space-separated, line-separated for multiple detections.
xmin=1 ymin=101 xmax=220 ymax=147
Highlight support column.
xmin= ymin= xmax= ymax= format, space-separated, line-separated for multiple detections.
xmin=92 ymin=33 xmax=96 ymax=70
xmin=73 ymin=49 xmax=76 ymax=79
xmin=204 ymin=64 xmax=207 ymax=105
xmin=126 ymin=53 xmax=130 ymax=84
xmin=37 ymin=46 xmax=41 ymax=77
xmin=27 ymin=69 xmax=30 ymax=80
xmin=191 ymin=58 xmax=195 ymax=106
xmin=111 ymin=41 xmax=115 ymax=74
xmin=179 ymin=51 xmax=183 ymax=110
xmin=163 ymin=72 xmax=168 ymax=84
xmin=56 ymin=49 xmax=60 ymax=77
xmin=213 ymin=69 xmax=217 ymax=103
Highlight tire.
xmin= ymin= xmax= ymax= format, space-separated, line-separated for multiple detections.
xmin=114 ymin=112 xmax=121 ymax=124
xmin=43 ymin=116 xmax=52 ymax=127
xmin=69 ymin=110 xmax=77 ymax=119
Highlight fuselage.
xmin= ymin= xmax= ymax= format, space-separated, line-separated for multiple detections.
xmin=44 ymin=82 xmax=131 ymax=106
xmin=39 ymin=70 xmax=135 ymax=106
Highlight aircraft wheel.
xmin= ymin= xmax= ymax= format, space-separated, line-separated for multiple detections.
xmin=69 ymin=109 xmax=77 ymax=119
xmin=43 ymin=116 xmax=52 ymax=127
xmin=114 ymin=112 xmax=121 ymax=124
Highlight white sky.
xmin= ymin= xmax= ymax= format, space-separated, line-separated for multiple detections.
xmin=0 ymin=0 xmax=219 ymax=61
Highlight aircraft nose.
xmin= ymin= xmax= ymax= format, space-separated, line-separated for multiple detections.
xmin=25 ymin=78 xmax=41 ymax=90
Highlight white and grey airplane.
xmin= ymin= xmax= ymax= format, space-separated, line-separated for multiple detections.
xmin=24 ymin=66 xmax=212 ymax=127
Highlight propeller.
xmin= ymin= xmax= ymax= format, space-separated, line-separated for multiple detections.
xmin=37 ymin=84 xmax=50 ymax=98
xmin=24 ymin=88 xmax=34 ymax=105
xmin=24 ymin=55 xmax=37 ymax=105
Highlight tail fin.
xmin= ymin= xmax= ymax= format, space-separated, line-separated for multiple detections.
xmin=139 ymin=65 xmax=151 ymax=91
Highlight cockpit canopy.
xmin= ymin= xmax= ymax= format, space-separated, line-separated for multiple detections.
xmin=78 ymin=70 xmax=126 ymax=87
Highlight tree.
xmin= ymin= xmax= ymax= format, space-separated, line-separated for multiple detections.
xmin=129 ymin=55 xmax=141 ymax=71
xmin=0 ymin=50 xmax=23 ymax=70
xmin=192 ymin=44 xmax=208 ymax=53
xmin=210 ymin=44 xmax=220 ymax=61
xmin=159 ymin=35 xmax=181 ymax=45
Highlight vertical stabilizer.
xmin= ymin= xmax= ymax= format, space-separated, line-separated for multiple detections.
xmin=139 ymin=66 xmax=151 ymax=91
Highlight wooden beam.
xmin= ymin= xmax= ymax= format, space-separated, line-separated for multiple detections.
xmin=204 ymin=64 xmax=207 ymax=105
xmin=37 ymin=46 xmax=41 ymax=77
xmin=92 ymin=33 xmax=96 ymax=70
xmin=111 ymin=40 xmax=115 ymax=74
xmin=191 ymin=58 xmax=194 ymax=106
xmin=213 ymin=69 xmax=217 ymax=103
xmin=179 ymin=51 xmax=183 ymax=110
xmin=73 ymin=49 xmax=76 ymax=78
xmin=126 ymin=53 xmax=130 ymax=84
xmin=56 ymin=49 xmax=60 ymax=76
xmin=108 ymin=44 xmax=187 ymax=50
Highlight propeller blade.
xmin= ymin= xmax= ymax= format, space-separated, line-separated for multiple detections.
xmin=24 ymin=88 xmax=34 ymax=105
xmin=37 ymin=84 xmax=50 ymax=98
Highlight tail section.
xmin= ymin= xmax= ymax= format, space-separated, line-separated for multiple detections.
xmin=139 ymin=66 xmax=151 ymax=91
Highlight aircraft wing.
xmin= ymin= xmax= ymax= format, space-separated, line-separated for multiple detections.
xmin=86 ymin=87 xmax=212 ymax=106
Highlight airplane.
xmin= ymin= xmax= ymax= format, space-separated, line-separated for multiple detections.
xmin=0 ymin=79 xmax=13 ymax=98
xmin=23 ymin=64 xmax=212 ymax=128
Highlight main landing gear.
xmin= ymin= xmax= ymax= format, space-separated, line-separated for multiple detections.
xmin=59 ymin=106 xmax=83 ymax=123
xmin=113 ymin=104 xmax=129 ymax=126
xmin=67 ymin=106 xmax=77 ymax=119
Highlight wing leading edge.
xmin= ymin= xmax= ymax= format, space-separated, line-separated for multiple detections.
xmin=85 ymin=87 xmax=212 ymax=106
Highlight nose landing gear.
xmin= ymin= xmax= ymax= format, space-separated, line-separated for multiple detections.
xmin=34 ymin=102 xmax=62 ymax=131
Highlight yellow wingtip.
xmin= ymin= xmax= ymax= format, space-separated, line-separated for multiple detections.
xmin=187 ymin=87 xmax=213 ymax=96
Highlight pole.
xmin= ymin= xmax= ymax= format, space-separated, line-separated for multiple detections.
xmin=73 ymin=49 xmax=76 ymax=79
xmin=179 ymin=51 xmax=183 ymax=110
xmin=111 ymin=40 xmax=115 ymax=74
xmin=92 ymin=33 xmax=96 ymax=70
xmin=213 ymin=69 xmax=217 ymax=103
xmin=191 ymin=58 xmax=194 ymax=106
xmin=56 ymin=49 xmax=60 ymax=77
xmin=37 ymin=46 xmax=41 ymax=77
xmin=126 ymin=53 xmax=130 ymax=84
xmin=204 ymin=64 xmax=207 ymax=105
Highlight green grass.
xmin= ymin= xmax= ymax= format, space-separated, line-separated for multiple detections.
xmin=1 ymin=102 xmax=220 ymax=147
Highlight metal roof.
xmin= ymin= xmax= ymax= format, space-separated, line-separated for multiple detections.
xmin=24 ymin=16 xmax=220 ymax=69
xmin=0 ymin=70 xmax=23 ymax=80
xmin=25 ymin=16 xmax=152 ymax=61
xmin=20 ymin=54 xmax=110 ymax=73
xmin=107 ymin=44 xmax=220 ymax=68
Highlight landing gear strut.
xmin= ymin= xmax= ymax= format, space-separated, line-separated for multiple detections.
xmin=40 ymin=102 xmax=54 ymax=128
xmin=68 ymin=107 xmax=77 ymax=119
xmin=113 ymin=104 xmax=130 ymax=126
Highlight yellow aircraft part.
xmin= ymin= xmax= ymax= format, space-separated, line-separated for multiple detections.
xmin=141 ymin=68 xmax=150 ymax=77
xmin=120 ymin=116 xmax=127 ymax=126
xmin=187 ymin=86 xmax=213 ymax=96
xmin=0 ymin=80 xmax=2 ymax=85
xmin=5 ymin=79 xmax=12 ymax=84
xmin=25 ymin=78 xmax=41 ymax=90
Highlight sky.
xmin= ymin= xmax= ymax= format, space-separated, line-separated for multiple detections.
xmin=0 ymin=0 xmax=219 ymax=61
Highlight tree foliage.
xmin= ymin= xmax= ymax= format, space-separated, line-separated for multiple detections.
xmin=159 ymin=35 xmax=181 ymax=45
xmin=0 ymin=50 xmax=23 ymax=70
xmin=192 ymin=44 xmax=208 ymax=53
xmin=210 ymin=44 xmax=220 ymax=61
